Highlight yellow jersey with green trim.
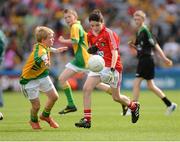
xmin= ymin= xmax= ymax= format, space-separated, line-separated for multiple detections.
xmin=70 ymin=21 xmax=90 ymax=68
xmin=20 ymin=43 xmax=50 ymax=84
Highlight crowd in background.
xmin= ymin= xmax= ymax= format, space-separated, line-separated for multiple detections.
xmin=0 ymin=0 xmax=179 ymax=74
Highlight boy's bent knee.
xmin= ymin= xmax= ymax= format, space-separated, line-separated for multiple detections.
xmin=112 ymin=96 xmax=119 ymax=102
xmin=52 ymin=94 xmax=59 ymax=102
xmin=55 ymin=94 xmax=59 ymax=100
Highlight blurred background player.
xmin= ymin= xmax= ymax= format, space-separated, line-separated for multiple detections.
xmin=0 ymin=28 xmax=7 ymax=118
xmin=58 ymin=9 xmax=116 ymax=115
xmin=126 ymin=10 xmax=177 ymax=116
xmin=75 ymin=9 xmax=140 ymax=128
xmin=58 ymin=9 xmax=88 ymax=114
xmin=19 ymin=26 xmax=68 ymax=129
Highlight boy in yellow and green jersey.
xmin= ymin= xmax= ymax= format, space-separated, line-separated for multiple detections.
xmin=20 ymin=43 xmax=50 ymax=84
xmin=58 ymin=9 xmax=89 ymax=114
xmin=20 ymin=26 xmax=67 ymax=129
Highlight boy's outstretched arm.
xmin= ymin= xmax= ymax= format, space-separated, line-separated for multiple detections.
xmin=155 ymin=43 xmax=173 ymax=67
xmin=58 ymin=36 xmax=72 ymax=45
xmin=50 ymin=47 xmax=68 ymax=53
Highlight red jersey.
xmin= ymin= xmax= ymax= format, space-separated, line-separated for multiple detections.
xmin=88 ymin=26 xmax=123 ymax=72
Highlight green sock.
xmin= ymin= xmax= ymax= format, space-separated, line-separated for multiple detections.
xmin=42 ymin=109 xmax=50 ymax=117
xmin=31 ymin=115 xmax=38 ymax=122
xmin=63 ymin=83 xmax=75 ymax=107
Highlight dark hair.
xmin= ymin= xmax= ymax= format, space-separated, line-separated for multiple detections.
xmin=89 ymin=9 xmax=104 ymax=23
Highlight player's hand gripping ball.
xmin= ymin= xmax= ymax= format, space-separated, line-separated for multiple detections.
xmin=88 ymin=55 xmax=105 ymax=72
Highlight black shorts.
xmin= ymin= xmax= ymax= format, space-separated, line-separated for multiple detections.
xmin=136 ymin=56 xmax=155 ymax=80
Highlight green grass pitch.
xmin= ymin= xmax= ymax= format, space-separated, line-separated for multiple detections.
xmin=0 ymin=90 xmax=179 ymax=141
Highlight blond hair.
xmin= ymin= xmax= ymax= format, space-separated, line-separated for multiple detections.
xmin=133 ymin=10 xmax=146 ymax=20
xmin=63 ymin=9 xmax=78 ymax=19
xmin=35 ymin=26 xmax=54 ymax=42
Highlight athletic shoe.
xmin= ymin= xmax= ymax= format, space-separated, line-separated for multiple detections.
xmin=166 ymin=102 xmax=177 ymax=115
xmin=29 ymin=121 xmax=41 ymax=129
xmin=58 ymin=105 xmax=77 ymax=115
xmin=75 ymin=118 xmax=91 ymax=128
xmin=131 ymin=102 xmax=140 ymax=123
xmin=40 ymin=114 xmax=59 ymax=128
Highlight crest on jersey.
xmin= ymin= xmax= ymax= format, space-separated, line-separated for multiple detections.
xmin=101 ymin=42 xmax=105 ymax=46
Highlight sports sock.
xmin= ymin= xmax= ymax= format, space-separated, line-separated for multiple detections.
xmin=42 ymin=109 xmax=50 ymax=117
xmin=128 ymin=101 xmax=136 ymax=111
xmin=84 ymin=109 xmax=91 ymax=122
xmin=162 ymin=97 xmax=172 ymax=107
xmin=63 ymin=82 xmax=75 ymax=107
xmin=31 ymin=115 xmax=38 ymax=122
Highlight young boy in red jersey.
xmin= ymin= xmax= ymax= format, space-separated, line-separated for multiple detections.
xmin=75 ymin=9 xmax=140 ymax=128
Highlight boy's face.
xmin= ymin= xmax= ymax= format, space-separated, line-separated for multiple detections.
xmin=43 ymin=33 xmax=54 ymax=47
xmin=89 ymin=21 xmax=103 ymax=35
xmin=64 ymin=12 xmax=76 ymax=26
xmin=133 ymin=15 xmax=144 ymax=28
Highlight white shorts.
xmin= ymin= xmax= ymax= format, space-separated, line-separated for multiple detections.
xmin=20 ymin=76 xmax=55 ymax=100
xmin=65 ymin=62 xmax=89 ymax=73
xmin=88 ymin=67 xmax=122 ymax=88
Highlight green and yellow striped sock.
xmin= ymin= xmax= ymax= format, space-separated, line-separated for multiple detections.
xmin=63 ymin=82 xmax=75 ymax=107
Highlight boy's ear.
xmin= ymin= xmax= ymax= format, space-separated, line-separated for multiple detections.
xmin=41 ymin=38 xmax=45 ymax=43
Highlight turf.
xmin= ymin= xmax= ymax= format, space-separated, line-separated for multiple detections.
xmin=0 ymin=90 xmax=179 ymax=141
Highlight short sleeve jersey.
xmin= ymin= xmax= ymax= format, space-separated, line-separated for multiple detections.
xmin=88 ymin=26 xmax=123 ymax=73
xmin=20 ymin=43 xmax=50 ymax=84
xmin=135 ymin=25 xmax=156 ymax=58
xmin=70 ymin=21 xmax=90 ymax=68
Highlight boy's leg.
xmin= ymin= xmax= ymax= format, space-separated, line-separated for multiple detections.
xmin=105 ymin=70 xmax=139 ymax=117
xmin=29 ymin=98 xmax=41 ymax=129
xmin=132 ymin=77 xmax=143 ymax=102
xmin=147 ymin=80 xmax=177 ymax=115
xmin=40 ymin=88 xmax=59 ymax=128
xmin=75 ymin=76 xmax=101 ymax=128
xmin=96 ymin=83 xmax=128 ymax=115
xmin=58 ymin=68 xmax=77 ymax=114
xmin=111 ymin=87 xmax=140 ymax=123
xmin=62 ymin=82 xmax=76 ymax=106
xmin=96 ymin=83 xmax=112 ymax=94
xmin=21 ymin=82 xmax=41 ymax=129
xmin=130 ymin=78 xmax=143 ymax=121
xmin=43 ymin=88 xmax=59 ymax=112
xmin=120 ymin=77 xmax=143 ymax=116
